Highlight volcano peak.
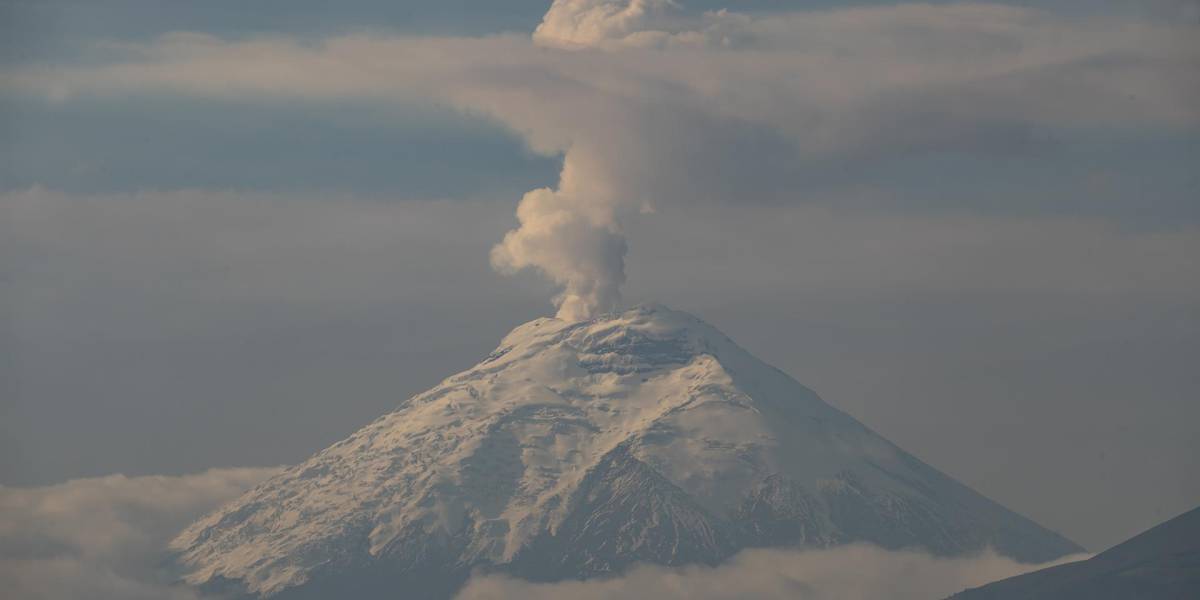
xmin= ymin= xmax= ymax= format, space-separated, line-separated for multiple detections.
xmin=171 ymin=305 xmax=1080 ymax=598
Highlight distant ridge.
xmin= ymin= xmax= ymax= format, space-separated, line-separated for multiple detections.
xmin=950 ymin=506 xmax=1200 ymax=599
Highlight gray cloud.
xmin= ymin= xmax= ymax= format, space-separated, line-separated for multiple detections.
xmin=5 ymin=2 xmax=1196 ymax=317
xmin=0 ymin=467 xmax=279 ymax=600
xmin=0 ymin=186 xmax=551 ymax=485
xmin=623 ymin=200 xmax=1200 ymax=298
xmin=0 ymin=95 xmax=556 ymax=195
xmin=456 ymin=544 xmax=1087 ymax=600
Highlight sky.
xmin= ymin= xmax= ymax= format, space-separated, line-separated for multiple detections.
xmin=1 ymin=1 xmax=1198 ymax=585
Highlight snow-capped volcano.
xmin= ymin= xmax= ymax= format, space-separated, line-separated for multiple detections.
xmin=171 ymin=305 xmax=1081 ymax=599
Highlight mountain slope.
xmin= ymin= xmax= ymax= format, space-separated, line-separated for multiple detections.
xmin=171 ymin=305 xmax=1081 ymax=598
xmin=950 ymin=506 xmax=1200 ymax=599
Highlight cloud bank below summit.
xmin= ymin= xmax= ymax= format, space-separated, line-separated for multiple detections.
xmin=457 ymin=545 xmax=1087 ymax=600
xmin=5 ymin=0 xmax=1197 ymax=318
xmin=0 ymin=467 xmax=1085 ymax=600
xmin=0 ymin=467 xmax=279 ymax=600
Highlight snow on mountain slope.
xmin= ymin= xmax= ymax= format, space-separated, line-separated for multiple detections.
xmin=170 ymin=305 xmax=1081 ymax=598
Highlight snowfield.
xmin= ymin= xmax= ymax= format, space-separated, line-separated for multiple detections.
xmin=171 ymin=305 xmax=1081 ymax=599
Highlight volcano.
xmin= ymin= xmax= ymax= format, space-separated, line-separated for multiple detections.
xmin=171 ymin=305 xmax=1081 ymax=598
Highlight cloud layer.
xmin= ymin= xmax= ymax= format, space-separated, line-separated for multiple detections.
xmin=457 ymin=544 xmax=1087 ymax=600
xmin=0 ymin=466 xmax=1085 ymax=600
xmin=5 ymin=1 xmax=1196 ymax=318
xmin=0 ymin=467 xmax=279 ymax=600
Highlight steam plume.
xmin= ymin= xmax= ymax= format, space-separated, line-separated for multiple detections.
xmin=490 ymin=149 xmax=629 ymax=321
xmin=491 ymin=0 xmax=678 ymax=320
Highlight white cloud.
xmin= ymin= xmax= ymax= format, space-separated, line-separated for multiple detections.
xmin=0 ymin=467 xmax=279 ymax=600
xmin=0 ymin=465 xmax=1087 ymax=599
xmin=534 ymin=0 xmax=679 ymax=49
xmin=456 ymin=544 xmax=1088 ymax=600
xmin=530 ymin=0 xmax=747 ymax=50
